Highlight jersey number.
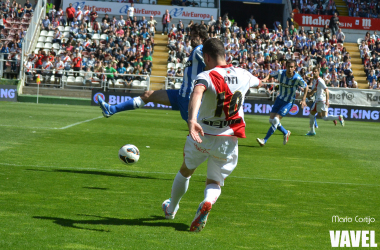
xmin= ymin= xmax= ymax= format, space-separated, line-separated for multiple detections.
xmin=214 ymin=91 xmax=243 ymax=118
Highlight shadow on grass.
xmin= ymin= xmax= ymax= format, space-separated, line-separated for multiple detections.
xmin=82 ymin=187 xmax=109 ymax=190
xmin=26 ymin=169 xmax=172 ymax=181
xmin=33 ymin=215 xmax=189 ymax=232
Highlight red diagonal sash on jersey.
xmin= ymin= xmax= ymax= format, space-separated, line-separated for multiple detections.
xmin=209 ymin=68 xmax=246 ymax=138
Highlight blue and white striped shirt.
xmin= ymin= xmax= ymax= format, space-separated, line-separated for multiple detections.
xmin=179 ymin=44 xmax=205 ymax=98
xmin=271 ymin=70 xmax=307 ymax=103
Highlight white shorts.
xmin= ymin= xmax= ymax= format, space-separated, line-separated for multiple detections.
xmin=184 ymin=134 xmax=238 ymax=186
xmin=311 ymin=101 xmax=327 ymax=113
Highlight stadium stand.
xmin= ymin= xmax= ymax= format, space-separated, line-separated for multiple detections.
xmin=0 ymin=8 xmax=33 ymax=79
xmin=24 ymin=8 xmax=155 ymax=91
xmin=163 ymin=12 xmax=366 ymax=96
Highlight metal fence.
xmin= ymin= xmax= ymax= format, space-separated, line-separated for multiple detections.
xmin=23 ymin=69 xmax=150 ymax=91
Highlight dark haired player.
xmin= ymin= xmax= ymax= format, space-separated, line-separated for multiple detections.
xmin=98 ymin=24 xmax=208 ymax=122
xmin=256 ymin=59 xmax=309 ymax=146
xmin=162 ymin=38 xmax=262 ymax=232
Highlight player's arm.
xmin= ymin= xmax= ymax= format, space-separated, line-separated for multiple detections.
xmin=299 ymin=78 xmax=309 ymax=108
xmin=325 ymin=88 xmax=330 ymax=107
xmin=188 ymin=84 xmax=205 ymax=143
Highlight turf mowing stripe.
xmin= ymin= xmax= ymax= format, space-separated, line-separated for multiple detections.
xmin=59 ymin=116 xmax=103 ymax=130
xmin=1 ymin=162 xmax=379 ymax=187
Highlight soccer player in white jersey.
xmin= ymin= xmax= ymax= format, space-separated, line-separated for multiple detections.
xmin=162 ymin=38 xmax=262 ymax=232
xmin=256 ymin=59 xmax=309 ymax=146
xmin=306 ymin=67 xmax=345 ymax=136
xmin=98 ymin=24 xmax=208 ymax=122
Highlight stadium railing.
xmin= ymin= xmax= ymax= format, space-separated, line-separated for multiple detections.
xmin=23 ymin=69 xmax=150 ymax=91
xmin=20 ymin=0 xmax=46 ymax=84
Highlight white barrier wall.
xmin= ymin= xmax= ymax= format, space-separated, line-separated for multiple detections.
xmin=329 ymin=88 xmax=380 ymax=108
xmin=62 ymin=1 xmax=217 ymax=21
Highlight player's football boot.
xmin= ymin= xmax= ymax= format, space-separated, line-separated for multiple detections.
xmin=190 ymin=201 xmax=212 ymax=232
xmin=283 ymin=131 xmax=291 ymax=145
xmin=256 ymin=138 xmax=265 ymax=147
xmin=338 ymin=115 xmax=345 ymax=126
xmin=98 ymin=96 xmax=114 ymax=118
xmin=305 ymin=131 xmax=316 ymax=136
xmin=162 ymin=199 xmax=177 ymax=220
xmin=333 ymin=120 xmax=337 ymax=126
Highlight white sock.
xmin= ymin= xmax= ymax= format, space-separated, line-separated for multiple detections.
xmin=168 ymin=172 xmax=190 ymax=213
xmin=133 ymin=97 xmax=146 ymax=108
xmin=322 ymin=115 xmax=338 ymax=121
xmin=204 ymin=183 xmax=221 ymax=205
xmin=309 ymin=115 xmax=315 ymax=133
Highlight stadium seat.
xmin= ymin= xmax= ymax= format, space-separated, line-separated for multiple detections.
xmin=36 ymin=42 xmax=44 ymax=49
xmin=67 ymin=76 xmax=76 ymax=84
xmin=52 ymin=43 xmax=60 ymax=50
xmin=100 ymin=34 xmax=108 ymax=40
xmin=34 ymin=49 xmax=39 ymax=54
xmin=258 ymin=87 xmax=267 ymax=94
xmin=92 ymin=34 xmax=100 ymax=40
xmin=40 ymin=30 xmax=48 ymax=37
xmin=45 ymin=37 xmax=53 ymax=43
xmin=38 ymin=36 xmax=46 ymax=42
xmin=44 ymin=43 xmax=52 ymax=49
xmin=63 ymin=32 xmax=70 ymax=38
xmin=57 ymin=50 xmax=65 ymax=55
xmin=58 ymin=26 xmax=64 ymax=32
xmin=140 ymin=81 xmax=148 ymax=88
xmin=174 ymin=82 xmax=182 ymax=89
xmin=208 ymin=3 xmax=215 ymax=7
xmin=47 ymin=31 xmax=54 ymax=37
xmin=64 ymin=26 xmax=71 ymax=32
xmin=75 ymin=77 xmax=84 ymax=85
xmin=87 ymin=27 xmax=93 ymax=33
xmin=79 ymin=70 xmax=85 ymax=77
xmin=200 ymin=2 xmax=207 ymax=7
xmin=132 ymin=80 xmax=141 ymax=87
xmin=176 ymin=63 xmax=183 ymax=69
xmin=115 ymin=79 xmax=125 ymax=87
xmin=357 ymin=38 xmax=363 ymax=44
xmin=167 ymin=62 xmax=175 ymax=69
xmin=249 ymin=88 xmax=258 ymax=94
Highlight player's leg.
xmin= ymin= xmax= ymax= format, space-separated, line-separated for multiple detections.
xmin=314 ymin=113 xmax=319 ymax=128
xmin=190 ymin=136 xmax=237 ymax=232
xmin=98 ymin=89 xmax=171 ymax=117
xmin=306 ymin=110 xmax=317 ymax=136
xmin=163 ymin=135 xmax=208 ymax=219
xmin=320 ymin=104 xmax=345 ymax=126
xmin=306 ymin=102 xmax=318 ymax=135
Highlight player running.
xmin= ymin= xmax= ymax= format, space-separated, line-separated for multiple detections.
xmin=161 ymin=38 xmax=262 ymax=232
xmin=305 ymin=67 xmax=345 ymax=136
xmin=256 ymin=59 xmax=309 ymax=146
xmin=97 ymin=24 xmax=208 ymax=122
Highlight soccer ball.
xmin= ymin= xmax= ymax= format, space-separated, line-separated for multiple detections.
xmin=119 ymin=144 xmax=140 ymax=164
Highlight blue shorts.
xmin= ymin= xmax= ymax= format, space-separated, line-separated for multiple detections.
xmin=271 ymin=98 xmax=294 ymax=117
xmin=166 ymin=89 xmax=189 ymax=121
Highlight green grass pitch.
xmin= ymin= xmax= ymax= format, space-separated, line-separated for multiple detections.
xmin=0 ymin=102 xmax=379 ymax=249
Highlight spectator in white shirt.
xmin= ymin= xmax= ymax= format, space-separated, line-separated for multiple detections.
xmin=128 ymin=3 xmax=134 ymax=19
xmin=55 ymin=56 xmax=64 ymax=85
xmin=336 ymin=28 xmax=345 ymax=43
xmin=75 ymin=6 xmax=83 ymax=25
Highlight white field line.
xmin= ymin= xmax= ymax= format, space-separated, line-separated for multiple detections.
xmin=0 ymin=124 xmax=57 ymax=130
xmin=59 ymin=116 xmax=103 ymax=130
xmin=0 ymin=116 xmax=103 ymax=130
xmin=0 ymin=162 xmax=378 ymax=187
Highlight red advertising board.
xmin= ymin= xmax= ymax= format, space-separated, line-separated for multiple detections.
xmin=294 ymin=13 xmax=380 ymax=30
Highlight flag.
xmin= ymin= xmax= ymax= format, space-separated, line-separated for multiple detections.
xmin=36 ymin=74 xmax=41 ymax=84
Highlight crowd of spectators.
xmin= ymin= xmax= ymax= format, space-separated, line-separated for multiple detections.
xmin=0 ymin=0 xmax=34 ymax=78
xmin=26 ymin=3 xmax=155 ymax=89
xmin=291 ymin=0 xmax=337 ymax=15
xmin=360 ymin=31 xmax=380 ymax=89
xmin=167 ymin=13 xmax=361 ymax=92
xmin=348 ymin=0 xmax=380 ymax=18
